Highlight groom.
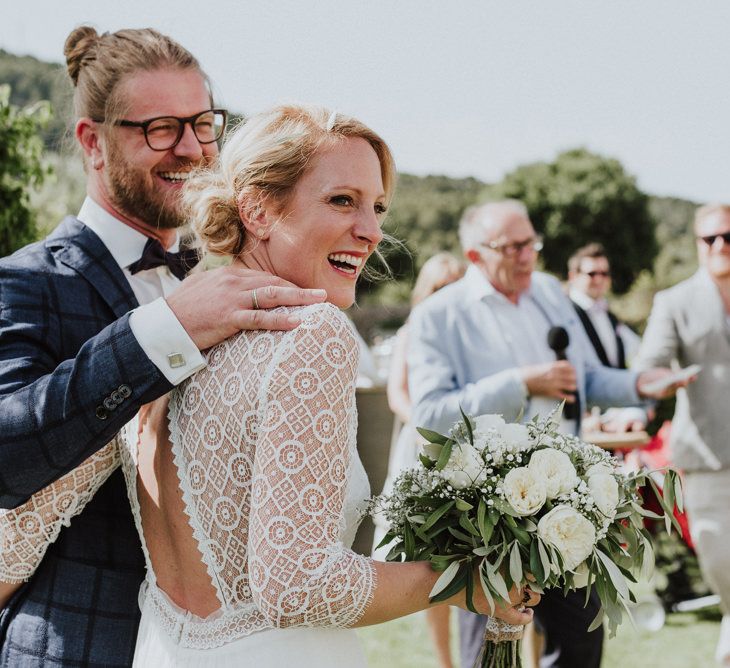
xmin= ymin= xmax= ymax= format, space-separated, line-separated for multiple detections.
xmin=0 ymin=26 xmax=325 ymax=666
xmin=408 ymin=200 xmax=684 ymax=668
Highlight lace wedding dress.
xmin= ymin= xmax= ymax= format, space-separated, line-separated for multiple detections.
xmin=127 ymin=303 xmax=375 ymax=666
xmin=0 ymin=303 xmax=376 ymax=667
xmin=0 ymin=440 xmax=119 ymax=586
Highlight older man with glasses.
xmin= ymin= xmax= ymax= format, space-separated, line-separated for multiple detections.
xmin=635 ymin=203 xmax=730 ymax=667
xmin=408 ymin=200 xmax=682 ymax=668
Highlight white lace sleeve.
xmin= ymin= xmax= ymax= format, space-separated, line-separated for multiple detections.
xmin=248 ymin=305 xmax=376 ymax=628
xmin=0 ymin=439 xmax=119 ymax=583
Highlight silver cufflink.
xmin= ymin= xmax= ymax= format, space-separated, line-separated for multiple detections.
xmin=167 ymin=353 xmax=186 ymax=368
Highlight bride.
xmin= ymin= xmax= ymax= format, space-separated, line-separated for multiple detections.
xmin=0 ymin=104 xmax=538 ymax=665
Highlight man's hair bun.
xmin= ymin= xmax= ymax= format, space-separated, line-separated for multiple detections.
xmin=64 ymin=25 xmax=100 ymax=86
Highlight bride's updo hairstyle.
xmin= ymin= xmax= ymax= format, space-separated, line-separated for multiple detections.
xmin=63 ymin=25 xmax=208 ymax=128
xmin=184 ymin=104 xmax=396 ymax=258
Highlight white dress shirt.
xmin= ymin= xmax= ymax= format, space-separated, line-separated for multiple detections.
xmin=570 ymin=288 xmax=640 ymax=366
xmin=483 ymin=271 xmax=576 ymax=432
xmin=78 ymin=197 xmax=205 ymax=385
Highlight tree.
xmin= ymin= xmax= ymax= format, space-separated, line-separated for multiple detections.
xmin=0 ymin=84 xmax=51 ymax=257
xmin=358 ymin=173 xmax=484 ymax=303
xmin=484 ymin=148 xmax=657 ymax=294
xmin=0 ymin=49 xmax=71 ymax=150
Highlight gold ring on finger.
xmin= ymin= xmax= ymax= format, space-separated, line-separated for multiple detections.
xmin=251 ymin=288 xmax=260 ymax=310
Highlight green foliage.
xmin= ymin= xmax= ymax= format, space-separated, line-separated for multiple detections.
xmin=0 ymin=84 xmax=51 ymax=257
xmin=0 ymin=49 xmax=72 ymax=150
xmin=29 ymin=152 xmax=86 ymax=238
xmin=359 ymin=173 xmax=485 ymax=302
xmin=484 ymin=148 xmax=658 ymax=294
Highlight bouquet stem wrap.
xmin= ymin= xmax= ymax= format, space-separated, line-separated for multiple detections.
xmin=475 ymin=618 xmax=523 ymax=668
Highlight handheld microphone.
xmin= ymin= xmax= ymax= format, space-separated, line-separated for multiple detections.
xmin=546 ymin=326 xmax=580 ymax=421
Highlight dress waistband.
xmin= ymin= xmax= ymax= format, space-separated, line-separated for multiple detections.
xmin=139 ymin=580 xmax=272 ymax=650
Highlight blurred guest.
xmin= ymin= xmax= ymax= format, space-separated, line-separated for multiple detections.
xmin=352 ymin=324 xmax=381 ymax=387
xmin=635 ymin=203 xmax=730 ymax=667
xmin=568 ymin=243 xmax=640 ymax=369
xmin=568 ymin=243 xmax=646 ymax=432
xmin=375 ymin=252 xmax=465 ymax=668
xmin=408 ymin=200 xmax=686 ymax=668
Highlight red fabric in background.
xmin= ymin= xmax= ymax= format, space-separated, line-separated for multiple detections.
xmin=637 ymin=422 xmax=694 ymax=550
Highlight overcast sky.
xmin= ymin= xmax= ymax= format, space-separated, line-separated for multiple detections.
xmin=2 ymin=1 xmax=728 ymax=203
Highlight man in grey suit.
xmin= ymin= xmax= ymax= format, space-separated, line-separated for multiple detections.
xmin=635 ymin=203 xmax=730 ymax=667
xmin=408 ymin=200 xmax=679 ymax=668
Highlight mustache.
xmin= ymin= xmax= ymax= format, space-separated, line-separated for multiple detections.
xmin=155 ymin=158 xmax=209 ymax=172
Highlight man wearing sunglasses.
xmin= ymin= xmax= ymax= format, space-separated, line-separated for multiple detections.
xmin=567 ymin=244 xmax=647 ymax=433
xmin=0 ymin=26 xmax=324 ymax=666
xmin=568 ymin=243 xmax=641 ymax=370
xmin=408 ymin=200 xmax=685 ymax=668
xmin=636 ymin=203 xmax=730 ymax=667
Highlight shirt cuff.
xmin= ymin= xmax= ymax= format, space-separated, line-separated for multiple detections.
xmin=513 ymin=368 xmax=529 ymax=400
xmin=128 ymin=298 xmax=206 ymax=385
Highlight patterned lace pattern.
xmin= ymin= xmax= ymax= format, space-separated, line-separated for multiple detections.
xmin=125 ymin=303 xmax=376 ymax=649
xmin=0 ymin=439 xmax=119 ymax=583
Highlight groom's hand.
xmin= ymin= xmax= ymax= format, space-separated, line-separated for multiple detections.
xmin=166 ymin=265 xmax=327 ymax=350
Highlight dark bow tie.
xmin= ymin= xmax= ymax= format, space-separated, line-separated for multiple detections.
xmin=128 ymin=237 xmax=199 ymax=281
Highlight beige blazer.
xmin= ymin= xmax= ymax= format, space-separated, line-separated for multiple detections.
xmin=636 ymin=269 xmax=730 ymax=472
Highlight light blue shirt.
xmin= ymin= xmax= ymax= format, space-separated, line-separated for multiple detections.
xmin=408 ymin=265 xmax=641 ymax=435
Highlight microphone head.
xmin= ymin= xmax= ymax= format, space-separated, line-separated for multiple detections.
xmin=547 ymin=326 xmax=570 ymax=352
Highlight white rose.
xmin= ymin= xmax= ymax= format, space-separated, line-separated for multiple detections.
xmin=528 ymin=449 xmax=579 ymax=499
xmin=537 ymin=505 xmax=596 ymax=571
xmin=498 ymin=423 xmax=533 ymax=451
xmin=441 ymin=442 xmax=486 ymax=489
xmin=587 ymin=473 xmax=619 ymax=518
xmin=586 ymin=462 xmax=615 ymax=478
xmin=503 ymin=467 xmax=547 ymax=516
xmin=474 ymin=414 xmax=506 ymax=433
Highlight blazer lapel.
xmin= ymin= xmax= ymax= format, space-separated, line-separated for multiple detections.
xmin=46 ymin=217 xmax=139 ymax=318
xmin=691 ymin=270 xmax=729 ymax=342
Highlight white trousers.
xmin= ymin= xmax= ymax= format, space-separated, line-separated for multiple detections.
xmin=684 ymin=469 xmax=730 ymax=664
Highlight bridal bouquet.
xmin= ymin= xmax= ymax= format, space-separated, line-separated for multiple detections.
xmin=374 ymin=408 xmax=682 ymax=668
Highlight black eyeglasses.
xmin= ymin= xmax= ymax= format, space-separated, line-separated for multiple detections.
xmin=582 ymin=270 xmax=611 ymax=279
xmin=480 ymin=236 xmax=543 ymax=257
xmin=93 ymin=109 xmax=227 ymax=151
xmin=698 ymin=232 xmax=730 ymax=247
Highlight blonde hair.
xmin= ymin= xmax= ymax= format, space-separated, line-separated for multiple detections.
xmin=184 ymin=104 xmax=396 ymax=258
xmin=694 ymin=203 xmax=730 ymax=232
xmin=64 ymin=25 xmax=208 ymax=123
xmin=411 ymin=253 xmax=465 ymax=306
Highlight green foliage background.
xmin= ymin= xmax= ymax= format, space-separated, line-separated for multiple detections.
xmin=483 ymin=148 xmax=658 ymax=295
xmin=0 ymin=84 xmax=51 ymax=257
xmin=0 ymin=48 xmax=700 ymax=329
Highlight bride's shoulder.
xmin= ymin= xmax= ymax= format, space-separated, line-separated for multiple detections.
xmin=272 ymin=303 xmax=355 ymax=342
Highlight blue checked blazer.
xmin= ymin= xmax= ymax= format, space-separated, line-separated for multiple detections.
xmin=0 ymin=217 xmax=173 ymax=667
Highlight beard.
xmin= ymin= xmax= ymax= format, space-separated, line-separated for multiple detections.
xmin=104 ymin=138 xmax=200 ymax=230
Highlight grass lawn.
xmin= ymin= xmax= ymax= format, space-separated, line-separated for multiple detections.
xmin=357 ymin=607 xmax=720 ymax=667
